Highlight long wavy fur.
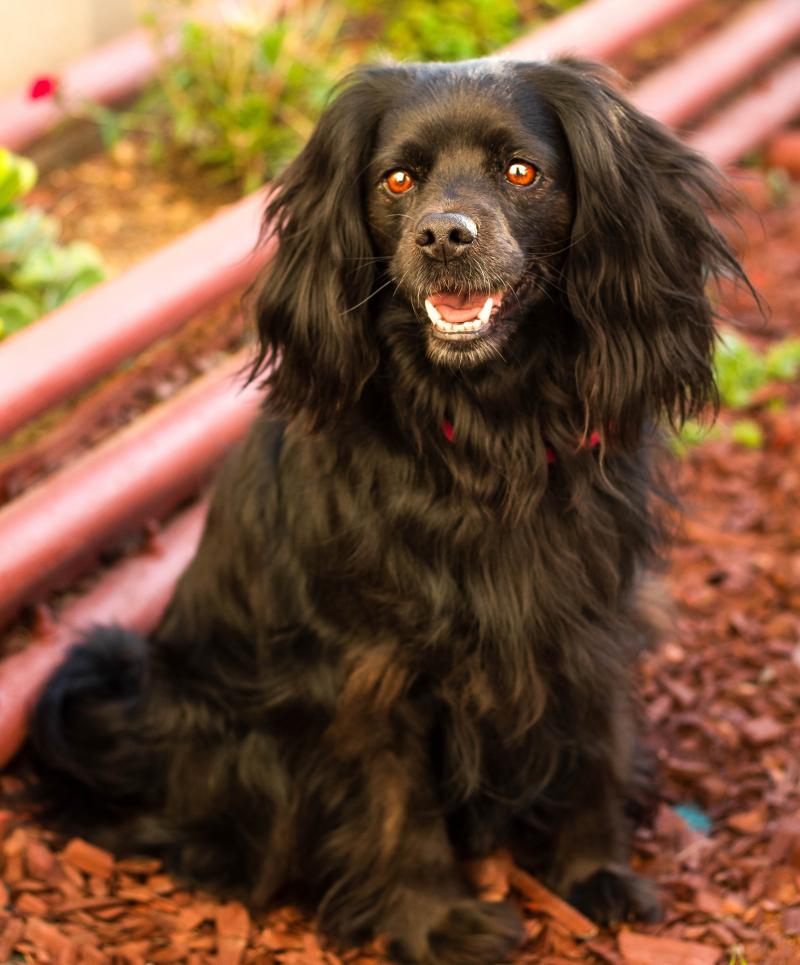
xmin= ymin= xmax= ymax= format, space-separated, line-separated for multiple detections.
xmin=18 ymin=59 xmax=750 ymax=963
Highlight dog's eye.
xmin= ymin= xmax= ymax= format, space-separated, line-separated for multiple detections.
xmin=505 ymin=160 xmax=538 ymax=186
xmin=385 ymin=170 xmax=414 ymax=195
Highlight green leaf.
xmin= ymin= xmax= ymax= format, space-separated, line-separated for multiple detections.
xmin=0 ymin=290 xmax=39 ymax=337
xmin=714 ymin=331 xmax=767 ymax=409
xmin=765 ymin=339 xmax=800 ymax=381
xmin=0 ymin=149 xmax=37 ymax=208
xmin=730 ymin=419 xmax=764 ymax=449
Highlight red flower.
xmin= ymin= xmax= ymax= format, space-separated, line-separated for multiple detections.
xmin=28 ymin=75 xmax=59 ymax=100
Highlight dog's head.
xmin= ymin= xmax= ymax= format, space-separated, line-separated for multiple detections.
xmin=365 ymin=62 xmax=574 ymax=373
xmin=251 ymin=59 xmax=746 ymax=446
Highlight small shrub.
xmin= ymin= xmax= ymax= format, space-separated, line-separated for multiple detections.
xmin=715 ymin=331 xmax=800 ymax=410
xmin=134 ymin=2 xmax=355 ymax=192
xmin=352 ymin=0 xmax=521 ymax=61
xmin=729 ymin=418 xmax=764 ymax=450
xmin=676 ymin=330 xmax=800 ymax=453
xmin=0 ymin=149 xmax=106 ymax=339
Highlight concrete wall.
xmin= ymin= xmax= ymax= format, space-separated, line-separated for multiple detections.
xmin=0 ymin=0 xmax=138 ymax=95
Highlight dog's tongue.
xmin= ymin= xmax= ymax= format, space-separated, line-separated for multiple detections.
xmin=429 ymin=291 xmax=494 ymax=324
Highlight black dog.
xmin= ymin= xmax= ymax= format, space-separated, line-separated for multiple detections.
xmin=24 ymin=59 xmax=746 ymax=963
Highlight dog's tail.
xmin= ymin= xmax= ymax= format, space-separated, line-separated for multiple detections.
xmin=21 ymin=625 xmax=158 ymax=835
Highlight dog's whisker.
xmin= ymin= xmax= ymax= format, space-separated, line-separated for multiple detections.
xmin=341 ymin=276 xmax=396 ymax=314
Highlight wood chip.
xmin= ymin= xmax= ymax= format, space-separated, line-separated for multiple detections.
xmin=726 ymin=807 xmax=766 ymax=835
xmin=781 ymin=907 xmax=800 ymax=936
xmin=62 ymin=838 xmax=115 ymax=878
xmin=26 ymin=839 xmax=57 ymax=879
xmin=509 ymin=867 xmax=598 ymax=940
xmin=617 ymin=930 xmax=720 ymax=965
xmin=116 ymin=856 xmax=163 ymax=875
xmin=741 ymin=715 xmax=786 ymax=745
xmin=25 ymin=916 xmax=77 ymax=964
xmin=216 ymin=901 xmax=251 ymax=965
xmin=15 ymin=890 xmax=50 ymax=915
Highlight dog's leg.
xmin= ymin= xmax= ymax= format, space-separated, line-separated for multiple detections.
xmin=314 ymin=717 xmax=523 ymax=964
xmin=378 ymin=804 xmax=524 ymax=965
xmin=511 ymin=698 xmax=661 ymax=926
xmin=541 ymin=762 xmax=661 ymax=926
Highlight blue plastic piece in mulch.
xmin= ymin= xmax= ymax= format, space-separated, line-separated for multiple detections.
xmin=674 ymin=803 xmax=712 ymax=835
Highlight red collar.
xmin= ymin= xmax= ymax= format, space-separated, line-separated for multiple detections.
xmin=441 ymin=419 xmax=600 ymax=463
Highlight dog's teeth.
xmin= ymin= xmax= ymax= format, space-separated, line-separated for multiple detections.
xmin=425 ymin=299 xmax=442 ymax=324
xmin=477 ymin=297 xmax=493 ymax=324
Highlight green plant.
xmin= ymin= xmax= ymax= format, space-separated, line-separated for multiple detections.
xmin=354 ymin=0 xmax=521 ymax=61
xmin=675 ymin=330 xmax=800 ymax=453
xmin=134 ymin=2 xmax=354 ymax=192
xmin=728 ymin=946 xmax=748 ymax=965
xmin=715 ymin=330 xmax=800 ymax=409
xmin=0 ymin=149 xmax=106 ymax=339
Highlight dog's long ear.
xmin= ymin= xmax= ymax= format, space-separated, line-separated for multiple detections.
xmin=528 ymin=60 xmax=750 ymax=447
xmin=249 ymin=68 xmax=396 ymax=429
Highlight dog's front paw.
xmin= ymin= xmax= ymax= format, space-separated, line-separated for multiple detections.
xmin=568 ymin=865 xmax=661 ymax=926
xmin=390 ymin=899 xmax=524 ymax=965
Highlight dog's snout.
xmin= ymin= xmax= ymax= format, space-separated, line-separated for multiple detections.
xmin=415 ymin=212 xmax=477 ymax=260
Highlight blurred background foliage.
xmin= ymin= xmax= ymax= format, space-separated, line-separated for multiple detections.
xmin=0 ymin=149 xmax=105 ymax=339
xmin=129 ymin=0 xmax=582 ymax=192
xmin=675 ymin=331 xmax=800 ymax=453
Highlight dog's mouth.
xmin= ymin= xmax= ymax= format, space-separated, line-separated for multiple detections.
xmin=424 ymin=290 xmax=505 ymax=341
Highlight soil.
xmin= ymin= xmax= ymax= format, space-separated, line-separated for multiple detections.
xmin=28 ymin=136 xmax=239 ymax=275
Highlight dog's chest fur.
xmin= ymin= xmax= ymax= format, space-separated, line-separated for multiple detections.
xmin=271 ymin=414 xmax=642 ymax=711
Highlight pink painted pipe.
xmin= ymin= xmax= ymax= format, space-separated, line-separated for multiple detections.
xmin=0 ymin=352 xmax=259 ymax=628
xmin=632 ymin=0 xmax=800 ymax=129
xmin=0 ymin=499 xmax=208 ymax=768
xmin=0 ymin=191 xmax=270 ymax=442
xmin=500 ymin=0 xmax=707 ymax=60
xmin=688 ymin=58 xmax=800 ymax=167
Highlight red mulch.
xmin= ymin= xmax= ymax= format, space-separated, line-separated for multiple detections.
xmin=2 ymin=175 xmax=800 ymax=963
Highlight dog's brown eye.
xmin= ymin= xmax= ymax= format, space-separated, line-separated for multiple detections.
xmin=385 ymin=170 xmax=414 ymax=194
xmin=505 ymin=160 xmax=537 ymax=186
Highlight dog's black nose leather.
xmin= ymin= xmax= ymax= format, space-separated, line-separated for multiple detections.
xmin=415 ymin=212 xmax=477 ymax=260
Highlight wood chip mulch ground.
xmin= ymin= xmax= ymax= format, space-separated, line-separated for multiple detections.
xmin=1 ymin=175 xmax=799 ymax=963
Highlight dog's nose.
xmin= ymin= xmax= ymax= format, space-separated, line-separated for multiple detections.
xmin=415 ymin=212 xmax=477 ymax=260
